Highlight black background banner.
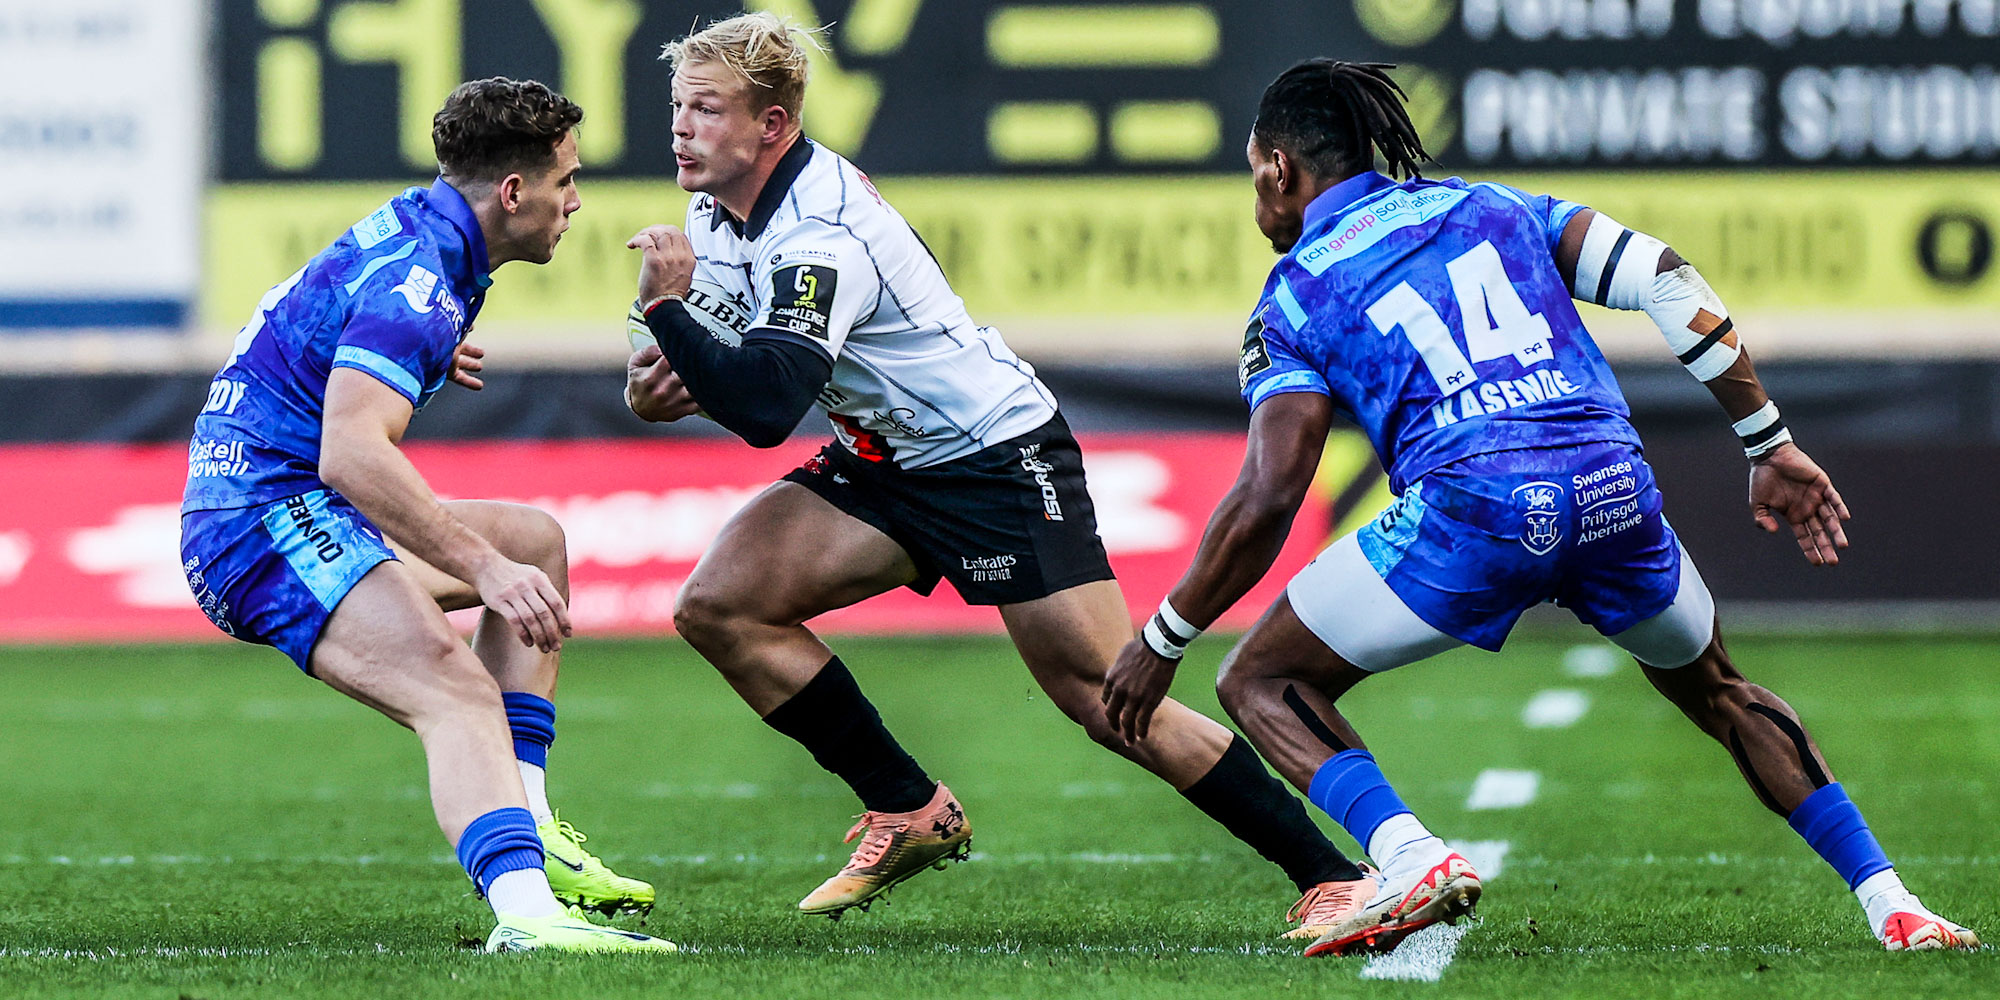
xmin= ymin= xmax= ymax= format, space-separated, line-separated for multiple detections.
xmin=217 ymin=0 xmax=2000 ymax=181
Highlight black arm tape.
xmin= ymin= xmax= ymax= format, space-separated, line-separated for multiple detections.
xmin=1675 ymin=317 xmax=1734 ymax=367
xmin=643 ymin=300 xmax=833 ymax=447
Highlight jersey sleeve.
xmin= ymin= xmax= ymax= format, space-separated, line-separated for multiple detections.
xmin=1475 ymin=181 xmax=1586 ymax=251
xmin=748 ymin=220 xmax=881 ymax=360
xmin=1239 ymin=292 xmax=1329 ymax=413
xmin=332 ymin=255 xmax=459 ymax=407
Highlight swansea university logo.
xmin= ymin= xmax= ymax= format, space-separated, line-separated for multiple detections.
xmin=1511 ymin=481 xmax=1566 ymax=556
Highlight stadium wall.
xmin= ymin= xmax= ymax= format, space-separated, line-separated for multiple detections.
xmin=1 ymin=360 xmax=1995 ymax=645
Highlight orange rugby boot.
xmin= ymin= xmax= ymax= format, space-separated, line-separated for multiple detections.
xmin=798 ymin=782 xmax=972 ymax=917
xmin=1280 ymin=867 xmax=1383 ymax=941
xmin=1303 ymin=851 xmax=1481 ymax=957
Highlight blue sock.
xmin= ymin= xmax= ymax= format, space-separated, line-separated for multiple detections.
xmin=456 ymin=807 xmax=545 ymax=894
xmin=502 ymin=692 xmax=556 ymax=768
xmin=1307 ymin=749 xmax=1414 ymax=851
xmin=1787 ymin=783 xmax=1892 ymax=890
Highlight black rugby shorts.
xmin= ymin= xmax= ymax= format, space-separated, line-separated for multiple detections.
xmin=782 ymin=412 xmax=1116 ymax=605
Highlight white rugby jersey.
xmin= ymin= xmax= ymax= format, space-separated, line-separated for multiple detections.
xmin=682 ymin=137 xmax=1056 ymax=469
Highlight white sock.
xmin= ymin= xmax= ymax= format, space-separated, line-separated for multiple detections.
xmin=1368 ymin=812 xmax=1450 ymax=883
xmin=1856 ymin=868 xmax=1920 ymax=935
xmin=518 ymin=761 xmax=554 ymax=825
xmin=487 ymin=867 xmax=564 ymax=919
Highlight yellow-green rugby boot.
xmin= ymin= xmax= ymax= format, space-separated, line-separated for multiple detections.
xmin=485 ymin=905 xmax=678 ymax=953
xmin=539 ymin=812 xmax=656 ymax=916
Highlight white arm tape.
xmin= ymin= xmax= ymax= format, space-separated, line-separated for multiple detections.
xmin=1646 ymin=265 xmax=1739 ymax=382
xmin=1141 ymin=618 xmax=1189 ymax=659
xmin=1572 ymin=212 xmax=1740 ymax=382
xmin=1732 ymin=400 xmax=1794 ymax=459
xmin=1571 ymin=211 xmax=1667 ymax=308
xmin=1141 ymin=599 xmax=1203 ymax=659
xmin=1731 ymin=401 xmax=1780 ymax=438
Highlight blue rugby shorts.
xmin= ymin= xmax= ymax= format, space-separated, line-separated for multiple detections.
xmin=1354 ymin=441 xmax=1682 ymax=651
xmin=180 ymin=490 xmax=397 ymax=673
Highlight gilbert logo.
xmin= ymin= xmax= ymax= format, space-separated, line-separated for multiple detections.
xmin=392 ymin=264 xmax=440 ymax=313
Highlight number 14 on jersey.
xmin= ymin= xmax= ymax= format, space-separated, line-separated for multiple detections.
xmin=1364 ymin=240 xmax=1556 ymax=395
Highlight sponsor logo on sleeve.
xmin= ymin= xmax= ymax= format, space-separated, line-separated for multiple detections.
xmin=768 ymin=263 xmax=838 ymax=340
xmin=392 ymin=264 xmax=441 ymax=314
xmin=1239 ymin=313 xmax=1273 ymax=390
xmin=350 ymin=203 xmax=403 ymax=249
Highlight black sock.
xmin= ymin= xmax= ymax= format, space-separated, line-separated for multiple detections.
xmin=1180 ymin=735 xmax=1365 ymax=892
xmin=762 ymin=656 xmax=936 ymax=813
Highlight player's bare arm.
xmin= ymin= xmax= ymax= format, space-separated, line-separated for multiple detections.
xmin=320 ymin=368 xmax=570 ymax=652
xmin=1102 ymin=391 xmax=1334 ymax=744
xmin=1554 ymin=208 xmax=1849 ymax=565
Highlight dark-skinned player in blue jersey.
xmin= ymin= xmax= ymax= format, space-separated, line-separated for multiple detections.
xmin=1101 ymin=60 xmax=1977 ymax=958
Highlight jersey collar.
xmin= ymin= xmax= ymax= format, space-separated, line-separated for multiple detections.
xmin=424 ymin=177 xmax=494 ymax=291
xmin=1301 ymin=170 xmax=1396 ymax=234
xmin=709 ymin=135 xmax=815 ymax=242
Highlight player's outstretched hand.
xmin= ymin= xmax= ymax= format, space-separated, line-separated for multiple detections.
xmin=475 ymin=557 xmax=572 ymax=653
xmin=625 ymin=344 xmax=701 ymax=422
xmin=1749 ymin=442 xmax=1850 ymax=566
xmin=1102 ymin=638 xmax=1180 ymax=745
xmin=449 ymin=341 xmax=485 ymax=391
xmin=627 ymin=224 xmax=695 ymax=303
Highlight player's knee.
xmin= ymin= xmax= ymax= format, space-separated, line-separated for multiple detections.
xmin=510 ymin=505 xmax=568 ymax=577
xmin=1214 ymin=667 xmax=1252 ymax=721
xmin=1213 ymin=645 xmax=1279 ymax=720
xmin=1047 ymin=682 xmax=1106 ymax=730
xmin=672 ymin=584 xmax=748 ymax=653
xmin=406 ymin=645 xmax=503 ymax=728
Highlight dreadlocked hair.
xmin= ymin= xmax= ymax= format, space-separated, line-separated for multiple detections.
xmin=1252 ymin=60 xmax=1431 ymax=180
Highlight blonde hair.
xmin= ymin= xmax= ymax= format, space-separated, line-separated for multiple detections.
xmin=661 ymin=12 xmax=821 ymax=121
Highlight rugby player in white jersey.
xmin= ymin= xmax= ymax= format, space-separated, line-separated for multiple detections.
xmin=620 ymin=14 xmax=1382 ymax=933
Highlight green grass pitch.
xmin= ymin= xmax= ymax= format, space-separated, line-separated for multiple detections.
xmin=0 ymin=632 xmax=1995 ymax=998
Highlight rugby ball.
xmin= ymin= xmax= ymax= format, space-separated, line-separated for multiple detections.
xmin=626 ymin=276 xmax=751 ymax=352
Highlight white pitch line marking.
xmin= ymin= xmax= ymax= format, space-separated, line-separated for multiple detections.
xmin=1448 ymin=839 xmax=1511 ymax=881
xmin=1522 ymin=689 xmax=1590 ymax=729
xmin=1359 ymin=922 xmax=1471 ymax=981
xmin=1562 ymin=644 xmax=1620 ymax=678
xmin=1356 ymin=840 xmax=1508 ymax=982
xmin=1465 ymin=769 xmax=1540 ymax=810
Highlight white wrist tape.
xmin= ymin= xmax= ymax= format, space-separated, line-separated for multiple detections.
xmin=1733 ymin=401 xmax=1793 ymax=459
xmin=1141 ymin=599 xmax=1202 ymax=659
xmin=1571 ymin=212 xmax=1740 ymax=383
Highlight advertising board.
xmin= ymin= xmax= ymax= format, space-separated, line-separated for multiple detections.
xmin=0 ymin=1 xmax=205 ymax=329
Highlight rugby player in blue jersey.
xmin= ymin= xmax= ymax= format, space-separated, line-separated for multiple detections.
xmin=178 ymin=79 xmax=670 ymax=952
xmin=1101 ymin=60 xmax=1977 ymax=956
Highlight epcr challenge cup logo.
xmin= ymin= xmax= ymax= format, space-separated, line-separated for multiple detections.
xmin=1511 ymin=481 xmax=1565 ymax=556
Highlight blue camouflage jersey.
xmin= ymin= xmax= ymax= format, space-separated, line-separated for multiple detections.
xmin=182 ymin=180 xmax=490 ymax=513
xmin=1239 ymin=171 xmax=1641 ymax=493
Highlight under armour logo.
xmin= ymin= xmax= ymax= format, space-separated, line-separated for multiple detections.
xmin=933 ymin=801 xmax=965 ymax=835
